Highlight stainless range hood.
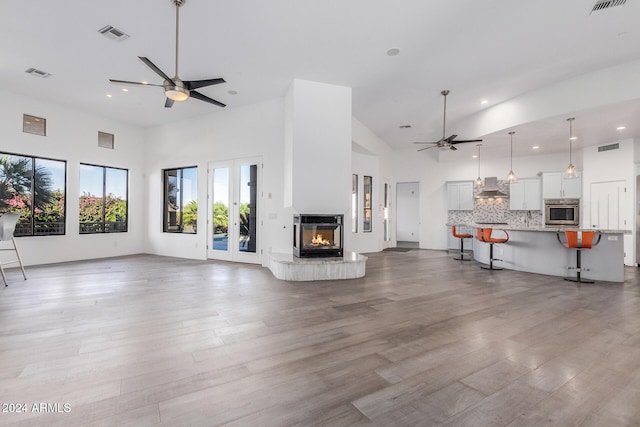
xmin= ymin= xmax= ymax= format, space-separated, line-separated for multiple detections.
xmin=476 ymin=177 xmax=509 ymax=198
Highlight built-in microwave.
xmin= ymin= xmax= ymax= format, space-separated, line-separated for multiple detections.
xmin=545 ymin=198 xmax=579 ymax=226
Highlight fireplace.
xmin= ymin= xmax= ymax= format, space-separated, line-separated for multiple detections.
xmin=293 ymin=214 xmax=343 ymax=258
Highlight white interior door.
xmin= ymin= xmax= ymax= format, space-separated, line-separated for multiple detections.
xmin=396 ymin=182 xmax=420 ymax=243
xmin=590 ymin=180 xmax=625 ymax=229
xmin=208 ymin=157 xmax=262 ymax=264
xmin=383 ymin=181 xmax=392 ymax=246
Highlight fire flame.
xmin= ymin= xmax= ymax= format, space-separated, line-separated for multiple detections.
xmin=311 ymin=234 xmax=331 ymax=246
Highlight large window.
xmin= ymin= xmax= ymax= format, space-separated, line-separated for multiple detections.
xmin=352 ymin=174 xmax=358 ymax=233
xmin=363 ymin=175 xmax=372 ymax=232
xmin=79 ymin=164 xmax=128 ymax=233
xmin=163 ymin=167 xmax=197 ymax=233
xmin=0 ymin=152 xmax=66 ymax=236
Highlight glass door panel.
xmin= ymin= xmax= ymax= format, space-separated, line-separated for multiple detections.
xmin=238 ymin=164 xmax=257 ymax=253
xmin=212 ymin=167 xmax=230 ymax=253
xmin=208 ymin=158 xmax=261 ymax=263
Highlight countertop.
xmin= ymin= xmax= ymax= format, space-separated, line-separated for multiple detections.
xmin=447 ymin=223 xmax=631 ymax=234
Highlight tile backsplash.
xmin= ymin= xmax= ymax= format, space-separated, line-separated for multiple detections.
xmin=448 ymin=198 xmax=543 ymax=226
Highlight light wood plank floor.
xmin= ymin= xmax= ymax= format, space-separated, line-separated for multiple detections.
xmin=1 ymin=250 xmax=639 ymax=426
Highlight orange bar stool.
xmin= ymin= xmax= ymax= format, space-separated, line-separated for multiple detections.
xmin=477 ymin=227 xmax=509 ymax=270
xmin=451 ymin=226 xmax=473 ymax=261
xmin=557 ymin=230 xmax=601 ymax=283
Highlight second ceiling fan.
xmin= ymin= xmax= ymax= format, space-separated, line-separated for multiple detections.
xmin=109 ymin=0 xmax=226 ymax=108
xmin=414 ymin=90 xmax=482 ymax=151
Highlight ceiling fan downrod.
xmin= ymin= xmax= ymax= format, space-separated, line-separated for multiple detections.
xmin=441 ymin=89 xmax=449 ymax=141
xmin=173 ymin=0 xmax=185 ymax=78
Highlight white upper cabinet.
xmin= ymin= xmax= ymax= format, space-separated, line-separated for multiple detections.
xmin=542 ymin=172 xmax=582 ymax=199
xmin=447 ymin=181 xmax=474 ymax=210
xmin=509 ymin=178 xmax=542 ymax=210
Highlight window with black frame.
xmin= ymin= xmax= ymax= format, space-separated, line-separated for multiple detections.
xmin=363 ymin=175 xmax=372 ymax=232
xmin=0 ymin=152 xmax=66 ymax=236
xmin=79 ymin=164 xmax=128 ymax=233
xmin=352 ymin=174 xmax=358 ymax=233
xmin=163 ymin=166 xmax=197 ymax=233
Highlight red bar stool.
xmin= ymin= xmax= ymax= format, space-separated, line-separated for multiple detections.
xmin=557 ymin=230 xmax=601 ymax=283
xmin=477 ymin=227 xmax=509 ymax=270
xmin=451 ymin=225 xmax=473 ymax=261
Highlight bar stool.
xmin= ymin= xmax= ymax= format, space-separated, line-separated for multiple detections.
xmin=451 ymin=225 xmax=473 ymax=261
xmin=557 ymin=230 xmax=601 ymax=283
xmin=477 ymin=227 xmax=509 ymax=270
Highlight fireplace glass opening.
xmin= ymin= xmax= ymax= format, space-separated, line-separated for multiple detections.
xmin=293 ymin=214 xmax=343 ymax=258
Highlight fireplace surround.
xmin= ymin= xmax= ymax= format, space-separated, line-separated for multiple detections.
xmin=293 ymin=214 xmax=343 ymax=258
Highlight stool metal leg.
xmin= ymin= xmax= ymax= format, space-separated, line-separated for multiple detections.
xmin=565 ymin=249 xmax=594 ymax=283
xmin=454 ymin=237 xmax=470 ymax=261
xmin=480 ymin=243 xmax=503 ymax=270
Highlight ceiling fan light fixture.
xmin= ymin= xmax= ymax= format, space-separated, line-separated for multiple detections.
xmin=165 ymin=85 xmax=190 ymax=102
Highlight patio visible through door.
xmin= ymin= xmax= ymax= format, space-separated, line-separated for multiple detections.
xmin=208 ymin=157 xmax=261 ymax=264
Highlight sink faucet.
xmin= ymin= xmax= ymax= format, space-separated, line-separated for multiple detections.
xmin=525 ymin=210 xmax=532 ymax=226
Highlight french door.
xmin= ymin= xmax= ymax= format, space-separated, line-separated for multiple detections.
xmin=208 ymin=157 xmax=262 ymax=264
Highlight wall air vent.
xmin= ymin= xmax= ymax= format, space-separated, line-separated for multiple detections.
xmin=598 ymin=143 xmax=620 ymax=152
xmin=25 ymin=68 xmax=51 ymax=78
xmin=98 ymin=25 xmax=130 ymax=41
xmin=591 ymin=0 xmax=627 ymax=14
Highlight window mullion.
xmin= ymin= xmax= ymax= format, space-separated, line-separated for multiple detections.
xmin=102 ymin=167 xmax=107 ymax=233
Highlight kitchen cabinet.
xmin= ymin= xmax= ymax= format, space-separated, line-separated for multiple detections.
xmin=542 ymin=172 xmax=582 ymax=199
xmin=509 ymin=178 xmax=542 ymax=210
xmin=447 ymin=181 xmax=474 ymax=210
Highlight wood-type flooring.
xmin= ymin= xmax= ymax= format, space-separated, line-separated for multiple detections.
xmin=1 ymin=250 xmax=639 ymax=426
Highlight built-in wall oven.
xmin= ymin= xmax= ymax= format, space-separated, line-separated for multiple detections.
xmin=545 ymin=199 xmax=580 ymax=226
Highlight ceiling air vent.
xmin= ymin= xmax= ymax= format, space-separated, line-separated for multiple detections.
xmin=25 ymin=68 xmax=51 ymax=78
xmin=98 ymin=25 xmax=130 ymax=41
xmin=591 ymin=0 xmax=627 ymax=13
xmin=598 ymin=143 xmax=620 ymax=152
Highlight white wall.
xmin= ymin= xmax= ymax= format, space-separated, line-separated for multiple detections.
xmin=350 ymin=118 xmax=396 ymax=253
xmin=0 ymin=89 xmax=146 ymax=266
xmin=284 ymin=79 xmax=352 ymax=215
xmin=143 ymin=98 xmax=288 ymax=265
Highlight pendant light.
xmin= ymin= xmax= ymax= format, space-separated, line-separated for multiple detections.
xmin=564 ymin=117 xmax=577 ymax=179
xmin=474 ymin=143 xmax=483 ymax=188
xmin=506 ymin=131 xmax=517 ymax=184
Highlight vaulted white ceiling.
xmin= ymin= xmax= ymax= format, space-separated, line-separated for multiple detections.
xmin=2 ymin=0 xmax=639 ymax=159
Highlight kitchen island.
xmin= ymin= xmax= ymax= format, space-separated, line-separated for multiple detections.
xmin=449 ymin=224 xmax=630 ymax=282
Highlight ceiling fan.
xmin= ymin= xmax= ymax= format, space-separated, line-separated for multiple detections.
xmin=109 ymin=0 xmax=226 ymax=108
xmin=414 ymin=90 xmax=482 ymax=151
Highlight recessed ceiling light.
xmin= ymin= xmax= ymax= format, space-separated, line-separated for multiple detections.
xmin=616 ymin=126 xmax=626 ymax=130
xmin=141 ymin=81 xmax=149 ymax=85
xmin=122 ymin=88 xmax=128 ymax=92
xmin=228 ymin=90 xmax=238 ymax=95
xmin=106 ymin=94 xmax=112 ymax=98
xmin=532 ymin=146 xmax=540 ymax=150
xmin=399 ymin=124 xmax=411 ymax=129
xmin=570 ymin=136 xmax=577 ymax=141
xmin=386 ymin=48 xmax=400 ymax=56
xmin=472 ymin=154 xmax=478 ymax=158
xmin=480 ymin=99 xmax=488 ymax=105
